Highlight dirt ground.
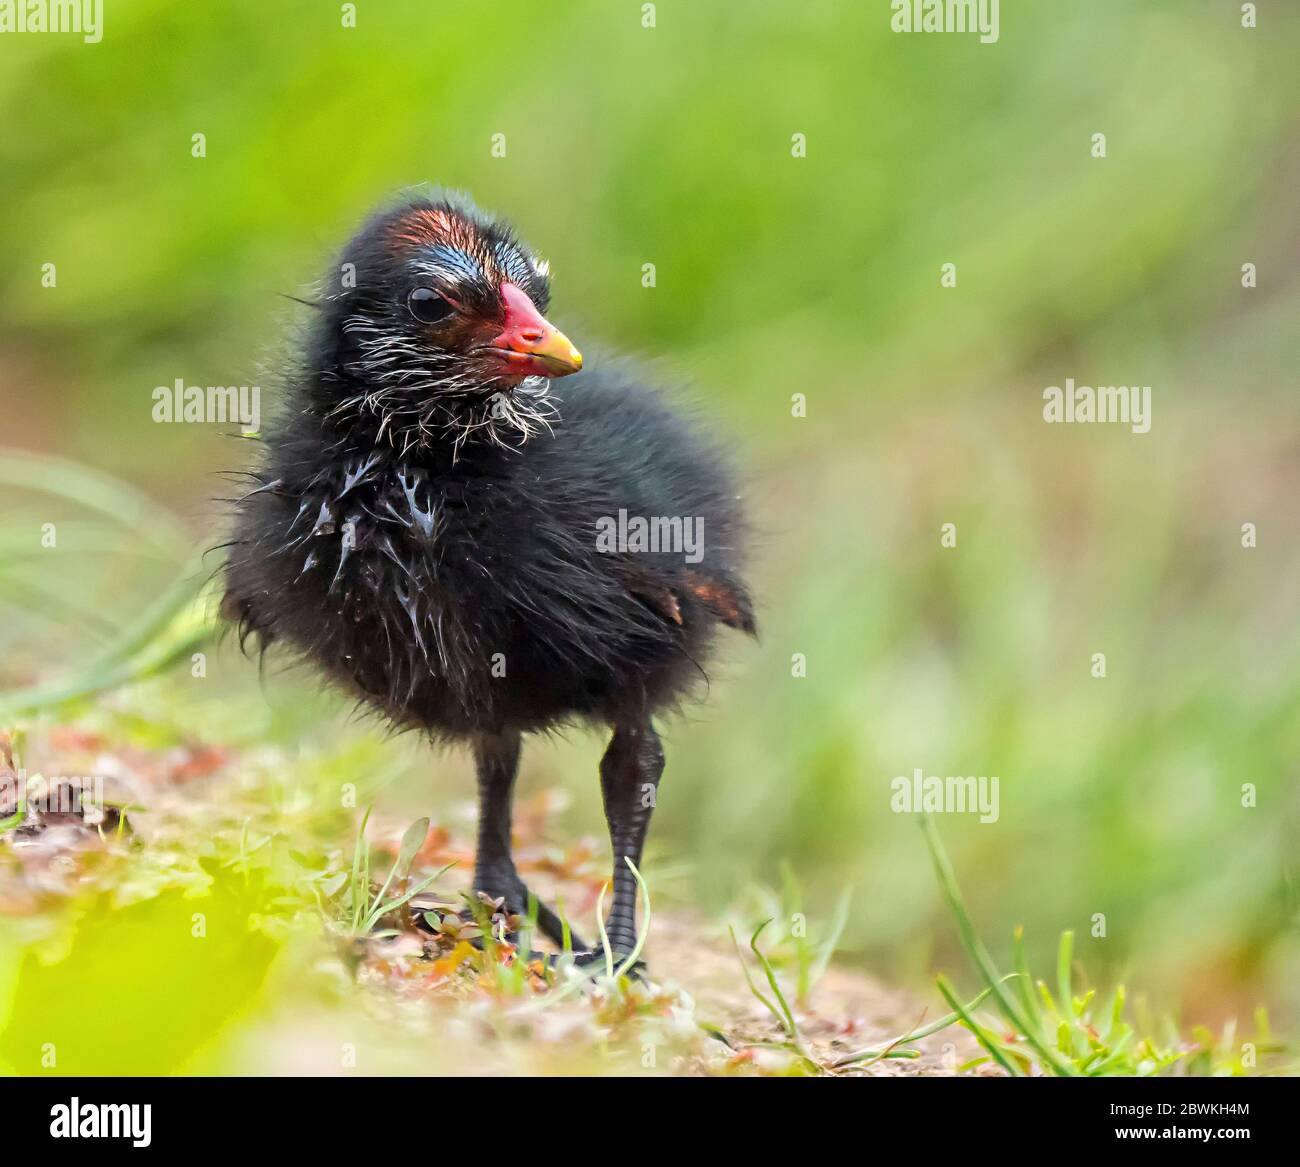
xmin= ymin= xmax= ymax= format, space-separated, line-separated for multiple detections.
xmin=646 ymin=905 xmax=983 ymax=1075
xmin=0 ymin=726 xmax=987 ymax=1076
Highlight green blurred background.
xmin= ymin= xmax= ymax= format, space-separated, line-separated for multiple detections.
xmin=2 ymin=0 xmax=1298 ymax=1039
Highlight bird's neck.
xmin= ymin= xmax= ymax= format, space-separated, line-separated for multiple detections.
xmin=306 ymin=352 xmax=557 ymax=464
xmin=291 ymin=365 xmax=541 ymax=481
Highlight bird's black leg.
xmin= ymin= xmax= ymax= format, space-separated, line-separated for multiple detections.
xmin=472 ymin=730 xmax=588 ymax=952
xmin=592 ymin=720 xmax=664 ymax=968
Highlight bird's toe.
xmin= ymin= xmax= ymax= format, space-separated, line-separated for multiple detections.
xmin=556 ymin=948 xmax=647 ymax=981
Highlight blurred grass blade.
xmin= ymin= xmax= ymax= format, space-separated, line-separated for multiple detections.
xmin=921 ymin=815 xmax=1078 ymax=1076
xmin=1057 ymin=930 xmax=1075 ymax=1016
xmin=936 ymin=974 xmax=1021 ymax=1077
xmin=0 ymin=448 xmax=191 ymax=550
xmin=0 ymin=567 xmax=214 ymax=721
xmin=612 ymin=857 xmax=652 ymax=980
xmin=0 ymin=449 xmax=215 ymax=721
xmin=833 ymin=973 xmax=1020 ymax=1067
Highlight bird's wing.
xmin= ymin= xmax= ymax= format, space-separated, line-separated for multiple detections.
xmin=609 ymin=557 xmax=756 ymax=637
xmin=680 ymin=568 xmax=757 ymax=636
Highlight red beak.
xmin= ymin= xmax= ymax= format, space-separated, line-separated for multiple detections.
xmin=487 ymin=282 xmax=583 ymax=378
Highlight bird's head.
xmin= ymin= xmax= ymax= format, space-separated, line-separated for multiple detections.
xmin=315 ymin=192 xmax=583 ymax=450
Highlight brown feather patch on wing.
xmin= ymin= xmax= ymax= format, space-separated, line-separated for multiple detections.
xmin=619 ymin=573 xmax=683 ymax=626
xmin=650 ymin=587 xmax=683 ymax=625
xmin=612 ymin=556 xmax=755 ymax=636
xmin=683 ymin=571 xmax=757 ymax=636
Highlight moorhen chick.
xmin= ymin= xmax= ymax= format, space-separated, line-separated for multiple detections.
xmin=222 ymin=191 xmax=754 ymax=969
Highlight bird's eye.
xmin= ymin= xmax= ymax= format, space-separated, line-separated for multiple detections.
xmin=407 ymin=287 xmax=454 ymax=324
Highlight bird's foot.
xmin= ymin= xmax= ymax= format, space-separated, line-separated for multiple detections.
xmin=552 ymin=946 xmax=647 ymax=982
xmin=432 ymin=891 xmax=590 ymax=962
xmin=460 ymin=877 xmax=591 ymax=954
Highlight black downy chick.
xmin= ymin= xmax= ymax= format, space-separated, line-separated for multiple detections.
xmin=223 ymin=192 xmax=754 ymax=968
